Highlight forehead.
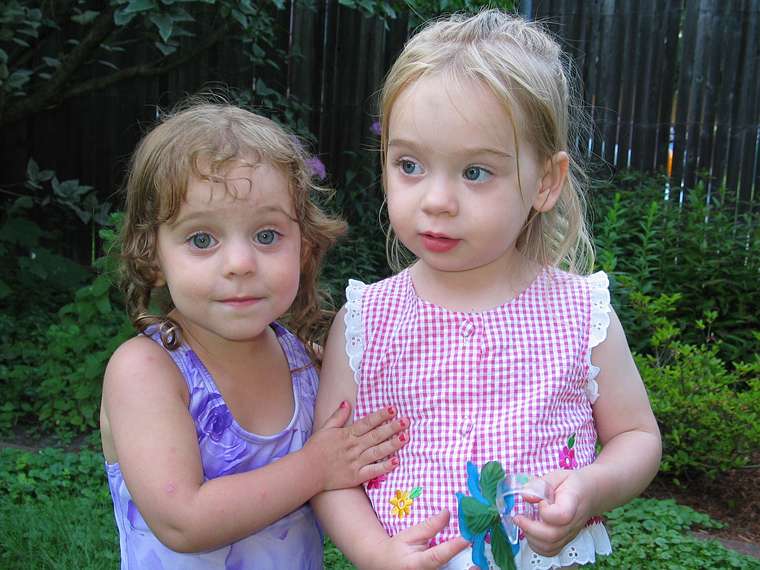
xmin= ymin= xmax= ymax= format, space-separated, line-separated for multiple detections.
xmin=183 ymin=159 xmax=294 ymax=215
xmin=389 ymin=74 xmax=518 ymax=150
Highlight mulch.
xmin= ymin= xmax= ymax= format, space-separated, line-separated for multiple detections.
xmin=643 ymin=456 xmax=760 ymax=560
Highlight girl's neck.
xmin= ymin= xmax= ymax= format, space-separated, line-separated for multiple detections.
xmin=410 ymin=250 xmax=541 ymax=312
xmin=170 ymin=311 xmax=276 ymax=370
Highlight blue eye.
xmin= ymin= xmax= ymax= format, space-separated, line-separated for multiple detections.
xmin=463 ymin=166 xmax=491 ymax=182
xmin=256 ymin=229 xmax=279 ymax=245
xmin=189 ymin=232 xmax=217 ymax=249
xmin=399 ymin=159 xmax=422 ymax=176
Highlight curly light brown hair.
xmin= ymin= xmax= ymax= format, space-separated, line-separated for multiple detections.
xmin=380 ymin=9 xmax=594 ymax=274
xmin=119 ymin=101 xmax=345 ymax=357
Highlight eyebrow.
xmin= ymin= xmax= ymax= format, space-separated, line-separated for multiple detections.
xmin=172 ymin=205 xmax=296 ymax=227
xmin=387 ymin=138 xmax=513 ymax=158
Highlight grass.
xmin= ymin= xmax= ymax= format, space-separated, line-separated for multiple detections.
xmin=2 ymin=447 xmax=759 ymax=569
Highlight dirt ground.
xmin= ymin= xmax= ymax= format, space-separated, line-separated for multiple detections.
xmin=643 ymin=456 xmax=760 ymax=559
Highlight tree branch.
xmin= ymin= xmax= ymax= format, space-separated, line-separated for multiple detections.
xmin=1 ymin=6 xmax=117 ymax=127
xmin=61 ymin=24 xmax=229 ymax=102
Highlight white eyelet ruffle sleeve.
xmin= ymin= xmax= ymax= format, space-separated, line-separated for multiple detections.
xmin=344 ymin=279 xmax=367 ymax=385
xmin=586 ymin=271 xmax=611 ymax=404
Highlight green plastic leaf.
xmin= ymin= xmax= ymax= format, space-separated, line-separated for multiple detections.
xmin=568 ymin=434 xmax=576 ymax=448
xmin=490 ymin=522 xmax=516 ymax=570
xmin=409 ymin=487 xmax=422 ymax=499
xmin=480 ymin=461 xmax=505 ymax=504
xmin=460 ymin=496 xmax=498 ymax=534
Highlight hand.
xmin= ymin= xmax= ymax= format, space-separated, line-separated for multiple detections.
xmin=513 ymin=469 xmax=593 ymax=557
xmin=377 ymin=509 xmax=470 ymax=570
xmin=306 ymin=402 xmax=410 ymax=491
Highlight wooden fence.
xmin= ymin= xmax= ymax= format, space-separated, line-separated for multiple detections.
xmin=2 ymin=0 xmax=758 ymax=213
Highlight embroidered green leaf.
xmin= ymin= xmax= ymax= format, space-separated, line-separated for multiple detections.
xmin=490 ymin=522 xmax=517 ymax=570
xmin=479 ymin=460 xmax=505 ymax=504
xmin=567 ymin=433 xmax=576 ymax=449
xmin=460 ymin=496 xmax=498 ymax=534
xmin=409 ymin=487 xmax=422 ymax=499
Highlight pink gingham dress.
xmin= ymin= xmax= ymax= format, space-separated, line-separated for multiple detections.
xmin=345 ymin=267 xmax=612 ymax=569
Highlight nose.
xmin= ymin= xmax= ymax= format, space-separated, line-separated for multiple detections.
xmin=223 ymin=239 xmax=256 ymax=277
xmin=420 ymin=175 xmax=459 ymax=216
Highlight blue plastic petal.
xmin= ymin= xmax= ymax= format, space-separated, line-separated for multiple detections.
xmin=471 ymin=533 xmax=488 ymax=570
xmin=466 ymin=461 xmax=487 ymax=504
xmin=456 ymin=492 xmax=475 ymax=542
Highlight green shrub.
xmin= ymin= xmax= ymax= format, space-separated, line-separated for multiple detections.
xmin=638 ymin=338 xmax=760 ymax=479
xmin=591 ymin=173 xmax=760 ymax=363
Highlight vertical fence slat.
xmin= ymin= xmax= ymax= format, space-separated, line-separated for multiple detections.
xmin=737 ymin=1 xmax=760 ymax=204
xmin=671 ymin=0 xmax=699 ymax=188
xmin=631 ymin=1 xmax=658 ymax=171
xmin=710 ymin=0 xmax=743 ymax=193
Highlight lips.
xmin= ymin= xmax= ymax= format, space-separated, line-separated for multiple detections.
xmin=219 ymin=297 xmax=261 ymax=307
xmin=420 ymin=232 xmax=460 ymax=253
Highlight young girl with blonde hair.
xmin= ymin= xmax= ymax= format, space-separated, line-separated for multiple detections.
xmin=312 ymin=10 xmax=661 ymax=569
xmin=101 ymin=102 xmax=409 ymax=569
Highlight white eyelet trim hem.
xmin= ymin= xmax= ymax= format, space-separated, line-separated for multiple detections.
xmin=344 ymin=279 xmax=367 ymax=385
xmin=586 ymin=271 xmax=611 ymax=404
xmin=442 ymin=522 xmax=612 ymax=570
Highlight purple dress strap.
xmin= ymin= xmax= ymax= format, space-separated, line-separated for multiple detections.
xmin=105 ymin=322 xmax=323 ymax=569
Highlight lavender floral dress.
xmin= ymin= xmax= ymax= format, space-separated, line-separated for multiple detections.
xmin=105 ymin=323 xmax=323 ymax=569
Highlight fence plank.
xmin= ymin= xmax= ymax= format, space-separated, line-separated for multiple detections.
xmin=631 ymin=1 xmax=659 ymax=171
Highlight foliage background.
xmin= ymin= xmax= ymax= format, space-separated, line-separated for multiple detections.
xmin=1 ymin=1 xmax=759 ymax=568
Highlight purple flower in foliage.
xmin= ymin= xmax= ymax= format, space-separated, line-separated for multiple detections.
xmin=306 ymin=157 xmax=327 ymax=181
xmin=370 ymin=120 xmax=382 ymax=136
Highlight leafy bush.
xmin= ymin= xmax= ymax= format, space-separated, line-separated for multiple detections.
xmin=637 ymin=336 xmax=760 ymax=480
xmin=593 ymin=498 xmax=760 ymax=569
xmin=591 ymin=172 xmax=760 ymax=364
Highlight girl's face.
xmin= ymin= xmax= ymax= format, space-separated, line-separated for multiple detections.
xmin=385 ymin=74 xmax=560 ymax=281
xmin=155 ymin=158 xmax=301 ymax=347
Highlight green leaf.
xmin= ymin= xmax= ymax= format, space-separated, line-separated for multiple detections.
xmin=124 ymin=0 xmax=157 ymax=14
xmin=149 ymin=12 xmax=174 ymax=43
xmin=155 ymin=41 xmax=177 ymax=56
xmin=0 ymin=279 xmax=11 ymax=299
xmin=479 ymin=461 xmax=505 ymax=504
xmin=71 ymin=10 xmax=100 ymax=25
xmin=114 ymin=8 xmax=138 ymax=26
xmin=490 ymin=522 xmax=516 ymax=570
xmin=460 ymin=496 xmax=498 ymax=534
xmin=567 ymin=433 xmax=576 ymax=448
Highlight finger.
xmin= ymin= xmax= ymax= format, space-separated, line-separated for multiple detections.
xmin=422 ymin=537 xmax=470 ymax=568
xmin=513 ymin=516 xmax=563 ymax=556
xmin=396 ymin=509 xmax=450 ymax=543
xmin=361 ymin=429 xmax=410 ymax=463
xmin=350 ymin=405 xmax=396 ymax=437
xmin=357 ymin=456 xmax=400 ymax=483
xmin=538 ymin=491 xmax=577 ymax=526
xmin=320 ymin=400 xmax=351 ymax=430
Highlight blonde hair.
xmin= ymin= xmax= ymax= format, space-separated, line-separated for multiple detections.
xmin=119 ymin=101 xmax=345 ymax=356
xmin=380 ymin=9 xmax=594 ymax=274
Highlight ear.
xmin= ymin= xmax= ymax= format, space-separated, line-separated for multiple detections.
xmin=532 ymin=151 xmax=569 ymax=213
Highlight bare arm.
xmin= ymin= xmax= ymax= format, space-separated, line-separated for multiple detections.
xmin=311 ymin=307 xmax=469 ymax=569
xmin=101 ymin=336 xmax=406 ymax=553
xmin=516 ymin=308 xmax=661 ymax=555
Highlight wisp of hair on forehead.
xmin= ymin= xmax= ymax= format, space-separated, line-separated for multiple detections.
xmin=119 ymin=101 xmax=345 ymax=356
xmin=380 ymin=9 xmax=593 ymax=274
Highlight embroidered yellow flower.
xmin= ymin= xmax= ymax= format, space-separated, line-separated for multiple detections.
xmin=389 ymin=487 xmax=422 ymax=519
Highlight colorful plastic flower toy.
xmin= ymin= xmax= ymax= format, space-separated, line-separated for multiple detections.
xmin=456 ymin=462 xmax=554 ymax=570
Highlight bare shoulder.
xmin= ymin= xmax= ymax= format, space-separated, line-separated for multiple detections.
xmin=103 ymin=336 xmax=188 ymax=409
